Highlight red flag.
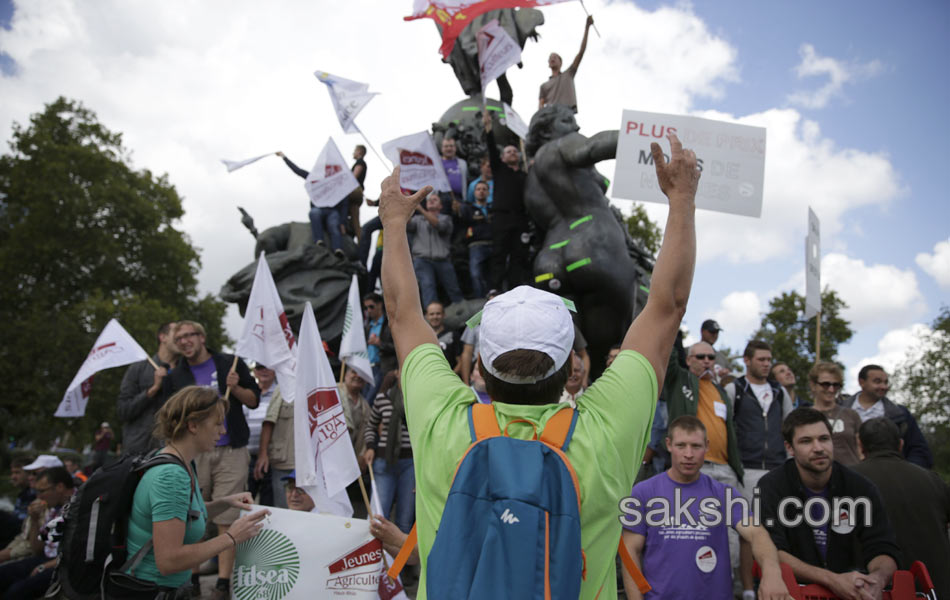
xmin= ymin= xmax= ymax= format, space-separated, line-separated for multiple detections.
xmin=405 ymin=0 xmax=574 ymax=58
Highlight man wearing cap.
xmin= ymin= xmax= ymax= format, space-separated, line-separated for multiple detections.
xmin=700 ymin=319 xmax=732 ymax=379
xmin=378 ymin=133 xmax=700 ymax=598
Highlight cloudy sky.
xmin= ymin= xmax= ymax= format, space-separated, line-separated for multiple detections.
xmin=2 ymin=0 xmax=947 ymax=395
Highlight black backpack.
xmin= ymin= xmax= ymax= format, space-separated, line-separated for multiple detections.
xmin=54 ymin=451 xmax=196 ymax=599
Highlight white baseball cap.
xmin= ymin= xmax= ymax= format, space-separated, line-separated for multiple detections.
xmin=24 ymin=454 xmax=64 ymax=471
xmin=478 ymin=286 xmax=575 ymax=384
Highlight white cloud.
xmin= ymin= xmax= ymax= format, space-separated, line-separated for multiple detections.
xmin=821 ymin=253 xmax=926 ymax=329
xmin=846 ymin=323 xmax=931 ymax=396
xmin=0 ymin=0 xmax=742 ymax=342
xmin=787 ymin=43 xmax=884 ymax=109
xmin=680 ymin=108 xmax=904 ymax=265
xmin=708 ymin=291 xmax=762 ymax=349
xmin=915 ymin=239 xmax=950 ymax=289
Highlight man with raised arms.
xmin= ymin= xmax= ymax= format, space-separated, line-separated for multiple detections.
xmin=378 ymin=133 xmax=698 ymax=598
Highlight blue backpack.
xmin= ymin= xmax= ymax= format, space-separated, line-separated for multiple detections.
xmin=423 ymin=403 xmax=587 ymax=598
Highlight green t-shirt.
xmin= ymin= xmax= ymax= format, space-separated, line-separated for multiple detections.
xmin=126 ymin=462 xmax=208 ymax=588
xmin=403 ymin=344 xmax=657 ymax=599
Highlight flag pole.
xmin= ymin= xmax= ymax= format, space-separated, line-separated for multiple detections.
xmin=223 ymin=355 xmax=239 ymax=400
xmin=339 ymin=360 xmax=346 ymax=383
xmin=578 ymin=0 xmax=601 ymax=38
xmin=357 ymin=128 xmax=391 ymax=171
xmin=146 ymin=356 xmax=160 ymax=370
xmin=361 ymin=466 xmax=394 ymax=574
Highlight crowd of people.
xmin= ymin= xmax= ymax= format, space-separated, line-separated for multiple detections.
xmin=1 ymin=17 xmax=947 ymax=599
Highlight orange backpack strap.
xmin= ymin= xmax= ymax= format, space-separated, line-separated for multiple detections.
xmin=470 ymin=403 xmax=501 ymax=441
xmin=387 ymin=523 xmax=417 ymax=581
xmin=539 ymin=406 xmax=576 ymax=450
xmin=618 ymin=538 xmax=651 ymax=594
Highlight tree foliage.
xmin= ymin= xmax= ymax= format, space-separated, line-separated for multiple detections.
xmin=625 ymin=202 xmax=663 ymax=256
xmin=752 ymin=289 xmax=854 ymax=400
xmin=893 ymin=306 xmax=950 ymax=476
xmin=0 ymin=97 xmax=230 ymax=448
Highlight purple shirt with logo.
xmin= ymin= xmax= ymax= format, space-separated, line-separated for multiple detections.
xmin=190 ymin=357 xmax=230 ymax=447
xmin=623 ymin=472 xmax=745 ymax=599
xmin=442 ymin=158 xmax=463 ymax=196
xmin=804 ymin=487 xmax=829 ymax=561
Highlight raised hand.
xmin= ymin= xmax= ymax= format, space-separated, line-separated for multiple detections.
xmin=650 ymin=133 xmax=700 ymax=205
xmin=379 ymin=166 xmax=433 ymax=227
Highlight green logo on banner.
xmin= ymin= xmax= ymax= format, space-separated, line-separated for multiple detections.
xmin=232 ymin=529 xmax=300 ymax=600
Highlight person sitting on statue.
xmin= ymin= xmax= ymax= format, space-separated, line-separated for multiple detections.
xmin=275 ymin=150 xmax=347 ymax=255
xmin=406 ymin=192 xmax=464 ymax=310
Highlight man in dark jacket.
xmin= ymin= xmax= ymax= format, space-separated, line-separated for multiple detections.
xmin=841 ymin=364 xmax=933 ymax=469
xmin=116 ymin=321 xmax=179 ymax=455
xmin=363 ymin=293 xmax=396 ymax=403
xmin=164 ymin=320 xmax=260 ymax=599
xmin=759 ymin=408 xmax=899 ymax=600
xmin=852 ymin=417 xmax=950 ymax=598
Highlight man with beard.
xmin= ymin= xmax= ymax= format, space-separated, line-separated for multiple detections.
xmin=758 ymin=408 xmax=899 ymax=600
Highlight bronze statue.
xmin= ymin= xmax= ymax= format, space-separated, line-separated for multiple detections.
xmin=524 ymin=104 xmax=653 ymax=374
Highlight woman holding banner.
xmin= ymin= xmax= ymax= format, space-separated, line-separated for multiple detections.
xmin=121 ymin=386 xmax=269 ymax=599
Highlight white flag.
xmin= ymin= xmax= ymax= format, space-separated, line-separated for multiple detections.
xmin=339 ymin=275 xmax=375 ymax=386
xmin=476 ymin=19 xmax=522 ymax=95
xmin=235 ymin=252 xmax=298 ymax=404
xmin=501 ymin=102 xmax=529 ymax=140
xmin=305 ymin=138 xmax=361 ymax=209
xmin=381 ymin=131 xmax=451 ymax=193
xmin=220 ymin=153 xmax=273 ymax=173
xmin=368 ymin=482 xmax=409 ymax=600
xmin=315 ymin=71 xmax=378 ymax=134
xmin=55 ymin=319 xmax=149 ymax=418
xmin=294 ymin=302 xmax=361 ymax=517
xmin=804 ymin=207 xmax=821 ymax=320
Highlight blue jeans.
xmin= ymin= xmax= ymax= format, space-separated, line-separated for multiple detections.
xmin=468 ymin=243 xmax=492 ymax=298
xmin=413 ymin=257 xmax=463 ymax=309
xmin=372 ymin=457 xmax=415 ymax=534
xmin=309 ymin=201 xmax=347 ymax=250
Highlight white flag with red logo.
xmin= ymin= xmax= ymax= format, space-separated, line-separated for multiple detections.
xmin=381 ymin=131 xmax=451 ymax=192
xmin=294 ymin=302 xmax=361 ymax=517
xmin=55 ymin=319 xmax=149 ymax=418
xmin=235 ymin=252 xmax=298 ymax=404
xmin=220 ymin=152 xmax=273 ymax=173
xmin=502 ymin=102 xmax=529 ymax=140
xmin=476 ymin=19 xmax=522 ymax=94
xmin=339 ymin=275 xmax=375 ymax=386
xmin=370 ymin=480 xmax=409 ymax=600
xmin=315 ymin=71 xmax=378 ymax=134
xmin=305 ymin=138 xmax=361 ymax=209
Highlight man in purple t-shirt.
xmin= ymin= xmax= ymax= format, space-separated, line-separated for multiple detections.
xmin=439 ymin=137 xmax=467 ymax=207
xmin=620 ymin=416 xmax=789 ymax=600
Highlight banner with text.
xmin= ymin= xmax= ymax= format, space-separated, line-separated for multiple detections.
xmin=231 ymin=506 xmax=404 ymax=600
xmin=612 ymin=109 xmax=767 ymax=218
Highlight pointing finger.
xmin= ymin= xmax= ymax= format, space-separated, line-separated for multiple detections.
xmin=649 ymin=142 xmax=666 ymax=169
xmin=667 ymin=133 xmax=683 ymax=159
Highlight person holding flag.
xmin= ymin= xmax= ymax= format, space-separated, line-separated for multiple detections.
xmin=163 ymin=320 xmax=260 ymax=598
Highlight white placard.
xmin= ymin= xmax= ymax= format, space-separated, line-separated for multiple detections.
xmin=231 ymin=506 xmax=404 ymax=600
xmin=805 ymin=207 xmax=821 ymax=319
xmin=612 ymin=109 xmax=767 ymax=218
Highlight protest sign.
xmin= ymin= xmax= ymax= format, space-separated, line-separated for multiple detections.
xmin=382 ymin=131 xmax=451 ymax=192
xmin=612 ymin=109 xmax=767 ymax=218
xmin=235 ymin=252 xmax=297 ymax=403
xmin=305 ymin=138 xmax=360 ymax=209
xmin=55 ymin=319 xmax=149 ymax=418
xmin=231 ymin=506 xmax=403 ymax=600
xmin=805 ymin=207 xmax=821 ymax=319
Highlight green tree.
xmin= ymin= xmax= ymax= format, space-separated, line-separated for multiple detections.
xmin=0 ymin=97 xmax=230 ymax=448
xmin=893 ymin=306 xmax=950 ymax=477
xmin=752 ymin=289 xmax=853 ymax=400
xmin=625 ymin=202 xmax=663 ymax=256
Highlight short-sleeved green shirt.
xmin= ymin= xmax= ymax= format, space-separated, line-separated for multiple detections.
xmin=126 ymin=462 xmax=208 ymax=588
xmin=403 ymin=344 xmax=657 ymax=599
